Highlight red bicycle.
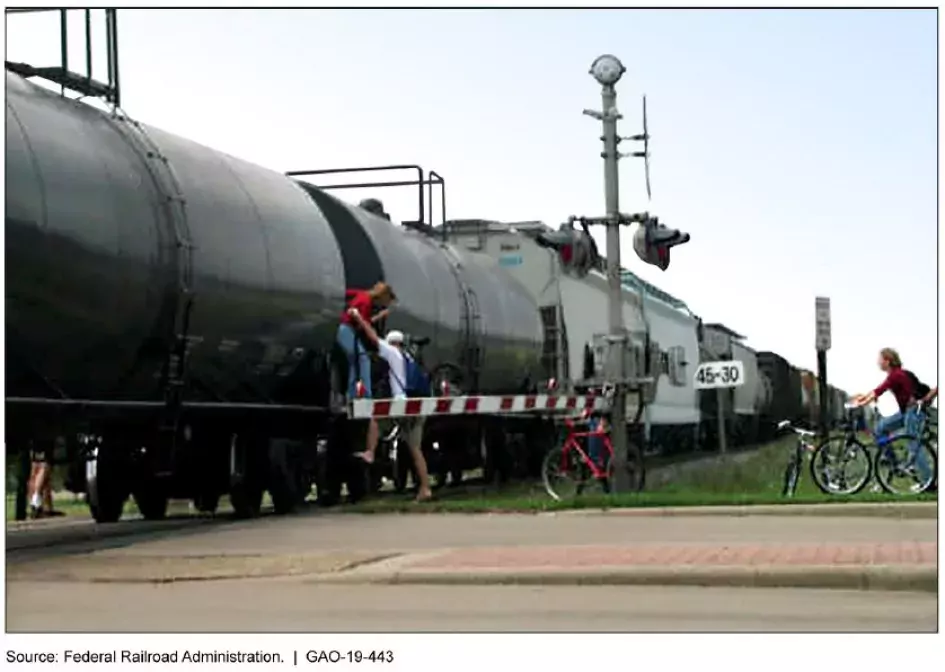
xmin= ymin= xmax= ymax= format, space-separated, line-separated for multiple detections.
xmin=541 ymin=411 xmax=645 ymax=500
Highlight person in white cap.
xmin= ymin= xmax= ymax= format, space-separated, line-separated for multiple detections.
xmin=346 ymin=309 xmax=433 ymax=502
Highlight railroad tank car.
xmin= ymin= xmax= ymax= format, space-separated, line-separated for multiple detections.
xmin=298 ymin=189 xmax=543 ymax=395
xmin=6 ymin=70 xmax=347 ymax=408
xmin=5 ymin=69 xmax=544 ymax=521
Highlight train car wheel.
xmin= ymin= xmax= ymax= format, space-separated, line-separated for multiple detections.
xmin=132 ymin=483 xmax=169 ymax=521
xmin=268 ymin=439 xmax=305 ymax=515
xmin=85 ymin=445 xmax=128 ymax=524
xmin=230 ymin=479 xmax=264 ymax=518
xmin=193 ymin=491 xmax=220 ymax=515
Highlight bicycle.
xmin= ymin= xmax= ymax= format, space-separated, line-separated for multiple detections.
xmin=806 ymin=406 xmax=875 ymax=496
xmin=812 ymin=402 xmax=937 ymax=496
xmin=541 ymin=410 xmax=645 ymax=501
xmin=776 ymin=420 xmax=818 ymax=497
xmin=871 ymin=401 xmax=938 ymax=495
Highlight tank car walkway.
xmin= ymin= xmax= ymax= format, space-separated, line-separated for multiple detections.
xmin=6 ymin=505 xmax=937 ymax=632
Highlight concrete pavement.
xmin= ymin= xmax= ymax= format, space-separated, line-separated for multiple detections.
xmin=7 ymin=581 xmax=936 ymax=632
xmin=6 ymin=507 xmax=938 ymax=632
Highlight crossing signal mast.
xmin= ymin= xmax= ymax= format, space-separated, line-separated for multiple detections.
xmin=571 ymin=55 xmax=691 ymax=493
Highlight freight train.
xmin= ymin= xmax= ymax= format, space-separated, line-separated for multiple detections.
xmin=442 ymin=221 xmax=850 ymax=457
xmin=5 ymin=68 xmax=847 ymax=523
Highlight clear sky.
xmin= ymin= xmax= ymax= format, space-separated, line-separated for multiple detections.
xmin=6 ymin=8 xmax=938 ymax=412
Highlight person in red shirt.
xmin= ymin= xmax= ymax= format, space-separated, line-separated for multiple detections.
xmin=337 ymin=281 xmax=396 ymax=462
xmin=337 ymin=281 xmax=396 ymax=395
xmin=849 ymin=347 xmax=917 ymax=440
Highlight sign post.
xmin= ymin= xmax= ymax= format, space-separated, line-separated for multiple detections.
xmin=815 ymin=297 xmax=831 ymax=437
xmin=693 ymin=360 xmax=746 ymax=454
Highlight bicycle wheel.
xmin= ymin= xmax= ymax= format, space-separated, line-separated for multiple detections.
xmin=541 ymin=443 xmax=596 ymax=501
xmin=874 ymin=435 xmax=938 ymax=495
xmin=781 ymin=458 xmax=800 ymax=497
xmin=810 ymin=437 xmax=872 ymax=495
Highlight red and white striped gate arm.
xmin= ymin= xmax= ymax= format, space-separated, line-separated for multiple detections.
xmin=348 ymin=393 xmax=608 ymax=420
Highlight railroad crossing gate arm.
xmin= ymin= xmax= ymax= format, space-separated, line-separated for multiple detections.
xmin=348 ymin=393 xmax=608 ymax=420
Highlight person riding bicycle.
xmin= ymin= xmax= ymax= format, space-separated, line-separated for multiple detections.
xmin=848 ymin=348 xmax=933 ymax=481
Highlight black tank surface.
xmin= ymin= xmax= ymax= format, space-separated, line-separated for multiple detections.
xmin=5 ymin=72 xmax=345 ymax=405
xmin=300 ymin=186 xmax=543 ymax=393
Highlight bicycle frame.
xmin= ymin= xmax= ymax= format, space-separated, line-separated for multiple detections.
xmin=559 ymin=422 xmax=613 ymax=480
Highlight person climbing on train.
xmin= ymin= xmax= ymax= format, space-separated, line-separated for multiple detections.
xmin=337 ymin=281 xmax=396 ymax=464
xmin=848 ymin=348 xmax=932 ymax=480
xmin=345 ymin=308 xmax=434 ymax=501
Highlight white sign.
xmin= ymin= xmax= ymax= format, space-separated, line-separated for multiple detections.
xmin=815 ymin=296 xmax=831 ymax=351
xmin=694 ymin=360 xmax=745 ymax=390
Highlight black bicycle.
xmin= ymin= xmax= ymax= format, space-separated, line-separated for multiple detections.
xmin=777 ymin=420 xmax=818 ymax=497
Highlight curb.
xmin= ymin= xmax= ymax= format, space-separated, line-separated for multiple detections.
xmin=552 ymin=502 xmax=938 ymax=519
xmin=321 ymin=562 xmax=937 ymax=593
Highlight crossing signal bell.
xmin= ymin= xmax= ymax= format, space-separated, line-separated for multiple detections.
xmin=536 ymin=224 xmax=599 ymax=278
xmin=632 ymin=217 xmax=690 ymax=271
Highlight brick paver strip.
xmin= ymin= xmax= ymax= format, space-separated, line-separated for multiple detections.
xmin=409 ymin=542 xmax=937 ymax=570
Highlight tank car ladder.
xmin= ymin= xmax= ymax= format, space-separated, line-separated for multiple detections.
xmin=112 ymin=112 xmax=195 ymax=475
xmin=441 ymin=244 xmax=484 ymax=390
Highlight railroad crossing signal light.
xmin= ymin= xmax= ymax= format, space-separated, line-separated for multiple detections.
xmin=535 ymin=226 xmax=600 ymax=278
xmin=632 ymin=217 xmax=690 ymax=271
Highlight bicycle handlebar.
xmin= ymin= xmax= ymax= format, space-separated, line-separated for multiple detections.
xmin=777 ymin=419 xmax=817 ymax=438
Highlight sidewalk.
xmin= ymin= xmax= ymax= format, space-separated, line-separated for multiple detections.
xmin=323 ymin=540 xmax=938 ymax=593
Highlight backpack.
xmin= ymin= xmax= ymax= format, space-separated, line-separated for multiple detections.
xmin=390 ymin=352 xmax=432 ymax=398
xmin=904 ymin=370 xmax=931 ymax=400
xmin=404 ymin=354 xmax=432 ymax=398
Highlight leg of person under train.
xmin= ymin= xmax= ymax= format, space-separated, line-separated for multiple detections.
xmin=26 ymin=439 xmax=60 ymax=519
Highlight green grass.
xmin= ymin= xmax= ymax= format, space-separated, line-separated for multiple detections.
xmin=344 ymin=436 xmax=938 ymax=514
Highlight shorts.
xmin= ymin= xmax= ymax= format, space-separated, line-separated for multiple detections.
xmin=380 ymin=416 xmax=425 ymax=447
xmin=30 ymin=445 xmax=50 ymax=464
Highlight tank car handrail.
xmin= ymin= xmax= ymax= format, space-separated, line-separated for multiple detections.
xmin=286 ymin=164 xmax=426 ymax=227
xmin=5 ymin=397 xmax=329 ymax=413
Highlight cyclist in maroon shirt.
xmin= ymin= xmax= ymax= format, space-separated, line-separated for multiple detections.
xmin=849 ymin=347 xmax=917 ymax=438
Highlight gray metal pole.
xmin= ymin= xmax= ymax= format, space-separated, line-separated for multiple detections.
xmin=716 ymin=387 xmax=727 ymax=454
xmin=600 ymin=84 xmax=631 ymax=492
xmin=639 ymin=285 xmax=652 ymax=444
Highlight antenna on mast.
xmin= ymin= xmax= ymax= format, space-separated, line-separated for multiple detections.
xmin=622 ymin=94 xmax=652 ymax=200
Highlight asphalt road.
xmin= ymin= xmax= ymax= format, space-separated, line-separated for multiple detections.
xmin=7 ymin=580 xmax=935 ymax=632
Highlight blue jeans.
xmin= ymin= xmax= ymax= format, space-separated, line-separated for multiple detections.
xmin=336 ymin=323 xmax=371 ymax=399
xmin=874 ymin=408 xmax=932 ymax=481
xmin=586 ymin=418 xmax=605 ymax=469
